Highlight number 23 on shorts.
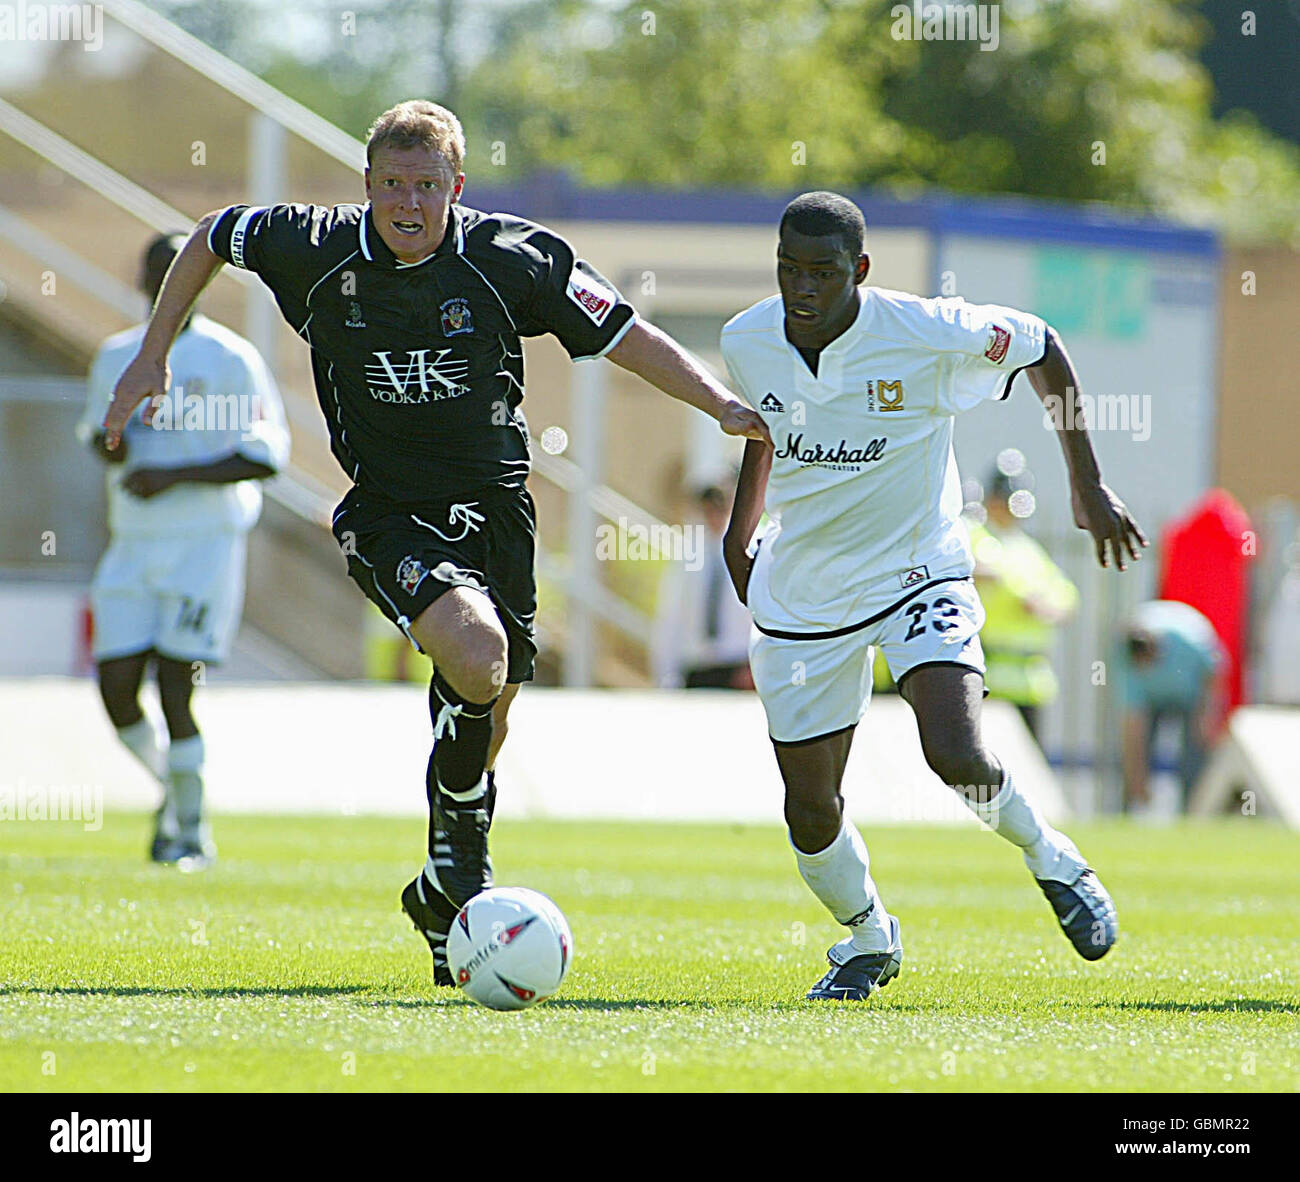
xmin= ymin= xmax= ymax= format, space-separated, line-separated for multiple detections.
xmin=902 ymin=595 xmax=961 ymax=641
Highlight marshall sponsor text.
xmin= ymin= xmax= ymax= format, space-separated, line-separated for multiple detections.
xmin=776 ymin=433 xmax=888 ymax=469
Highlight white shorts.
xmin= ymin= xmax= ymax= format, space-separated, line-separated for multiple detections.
xmin=90 ymin=531 xmax=248 ymax=664
xmin=749 ymin=577 xmax=986 ymax=743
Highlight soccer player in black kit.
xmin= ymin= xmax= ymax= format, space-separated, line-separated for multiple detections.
xmin=104 ymin=101 xmax=769 ymax=984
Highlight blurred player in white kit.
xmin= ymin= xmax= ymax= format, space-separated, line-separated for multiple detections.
xmin=78 ymin=233 xmax=290 ymax=869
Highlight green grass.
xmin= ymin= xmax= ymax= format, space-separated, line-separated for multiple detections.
xmin=1 ymin=815 xmax=1297 ymax=1092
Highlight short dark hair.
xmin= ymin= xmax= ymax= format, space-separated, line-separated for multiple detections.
xmin=779 ymin=191 xmax=866 ymax=257
xmin=366 ymin=100 xmax=465 ymax=174
xmin=1126 ymin=628 xmax=1158 ymax=662
xmin=696 ymin=484 xmax=727 ymax=509
xmin=141 ymin=233 xmax=187 ymax=304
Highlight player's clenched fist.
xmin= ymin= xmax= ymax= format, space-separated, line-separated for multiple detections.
xmin=719 ymin=402 xmax=772 ymax=444
xmin=103 ymin=353 xmax=169 ymax=449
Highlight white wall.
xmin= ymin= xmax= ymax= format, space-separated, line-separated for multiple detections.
xmin=943 ymin=235 xmax=1220 ymax=539
xmin=5 ymin=679 xmax=1069 ymax=824
xmin=0 ymin=583 xmax=90 ymax=675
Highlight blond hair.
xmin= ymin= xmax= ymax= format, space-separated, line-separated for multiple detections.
xmin=365 ymin=101 xmax=465 ymax=174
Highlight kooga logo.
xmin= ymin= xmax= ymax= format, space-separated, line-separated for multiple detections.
xmin=775 ymin=433 xmax=887 ymax=466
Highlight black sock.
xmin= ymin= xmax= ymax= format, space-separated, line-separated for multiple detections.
xmin=418 ymin=871 xmax=459 ymax=923
xmin=428 ymin=671 xmax=496 ymax=798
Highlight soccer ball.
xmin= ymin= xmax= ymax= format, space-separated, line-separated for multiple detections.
xmin=446 ymin=887 xmax=573 ymax=1011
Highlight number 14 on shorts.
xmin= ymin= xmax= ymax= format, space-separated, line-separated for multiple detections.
xmin=176 ymin=596 xmax=209 ymax=634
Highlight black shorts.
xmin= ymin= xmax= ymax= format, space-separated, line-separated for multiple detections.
xmin=331 ymin=483 xmax=538 ymax=684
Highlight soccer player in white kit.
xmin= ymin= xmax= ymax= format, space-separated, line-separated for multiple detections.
xmin=721 ymin=193 xmax=1146 ymax=1000
xmin=79 ymin=234 xmax=290 ymax=869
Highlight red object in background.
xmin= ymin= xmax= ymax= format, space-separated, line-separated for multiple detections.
xmin=79 ymin=599 xmax=96 ymax=676
xmin=1158 ymin=489 xmax=1253 ymax=714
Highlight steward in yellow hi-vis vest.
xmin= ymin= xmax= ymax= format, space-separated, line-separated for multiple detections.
xmin=968 ymin=462 xmax=1078 ymax=741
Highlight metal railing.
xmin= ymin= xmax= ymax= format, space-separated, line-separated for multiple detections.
xmin=101 ymin=0 xmax=365 ymax=171
xmin=0 ymin=204 xmax=145 ymax=319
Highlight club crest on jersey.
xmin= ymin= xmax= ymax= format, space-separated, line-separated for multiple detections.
xmin=566 ymin=271 xmax=616 ymax=326
xmin=396 ymin=556 xmax=429 ymax=595
xmin=345 ymin=301 xmax=366 ymax=329
xmin=984 ymin=324 xmax=1011 ymax=364
xmin=440 ymin=297 xmax=474 ymax=337
xmin=867 ymin=380 xmax=905 ymax=412
xmin=899 ymin=565 xmax=930 ymax=589
xmin=760 ymin=393 xmax=785 ymax=413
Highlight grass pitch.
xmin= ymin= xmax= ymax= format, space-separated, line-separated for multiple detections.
xmin=1 ymin=814 xmax=1296 ymax=1093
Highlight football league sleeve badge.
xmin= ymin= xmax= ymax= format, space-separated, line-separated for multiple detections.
xmin=984 ymin=324 xmax=1011 ymax=364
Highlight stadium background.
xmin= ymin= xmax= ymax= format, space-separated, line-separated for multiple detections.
xmin=1 ymin=0 xmax=1297 ymax=823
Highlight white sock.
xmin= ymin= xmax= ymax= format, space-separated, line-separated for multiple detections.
xmin=439 ymin=773 xmax=487 ymax=805
xmin=964 ymin=768 xmax=1087 ymax=883
xmin=792 ymin=820 xmax=893 ymax=953
xmin=168 ymin=734 xmax=206 ymax=833
xmin=116 ymin=717 xmax=166 ymax=782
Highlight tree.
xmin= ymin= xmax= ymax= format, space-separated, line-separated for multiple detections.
xmin=457 ymin=0 xmax=1300 ymax=242
xmin=154 ymin=0 xmax=1300 ymax=242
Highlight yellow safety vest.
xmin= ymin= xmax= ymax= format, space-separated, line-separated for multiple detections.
xmin=969 ymin=522 xmax=1078 ymax=706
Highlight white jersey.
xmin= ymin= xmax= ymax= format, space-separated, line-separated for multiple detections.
xmin=78 ymin=315 xmax=290 ymax=537
xmin=721 ymin=287 xmax=1048 ymax=633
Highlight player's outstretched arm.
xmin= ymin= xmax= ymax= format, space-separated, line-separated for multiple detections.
xmin=606 ymin=320 xmax=771 ymax=444
xmin=1027 ymin=329 xmax=1148 ymax=570
xmin=103 ymin=211 xmax=227 ymax=449
xmin=722 ymin=438 xmax=773 ymax=604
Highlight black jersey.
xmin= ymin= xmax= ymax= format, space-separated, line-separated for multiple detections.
xmin=207 ymin=201 xmax=635 ymax=503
